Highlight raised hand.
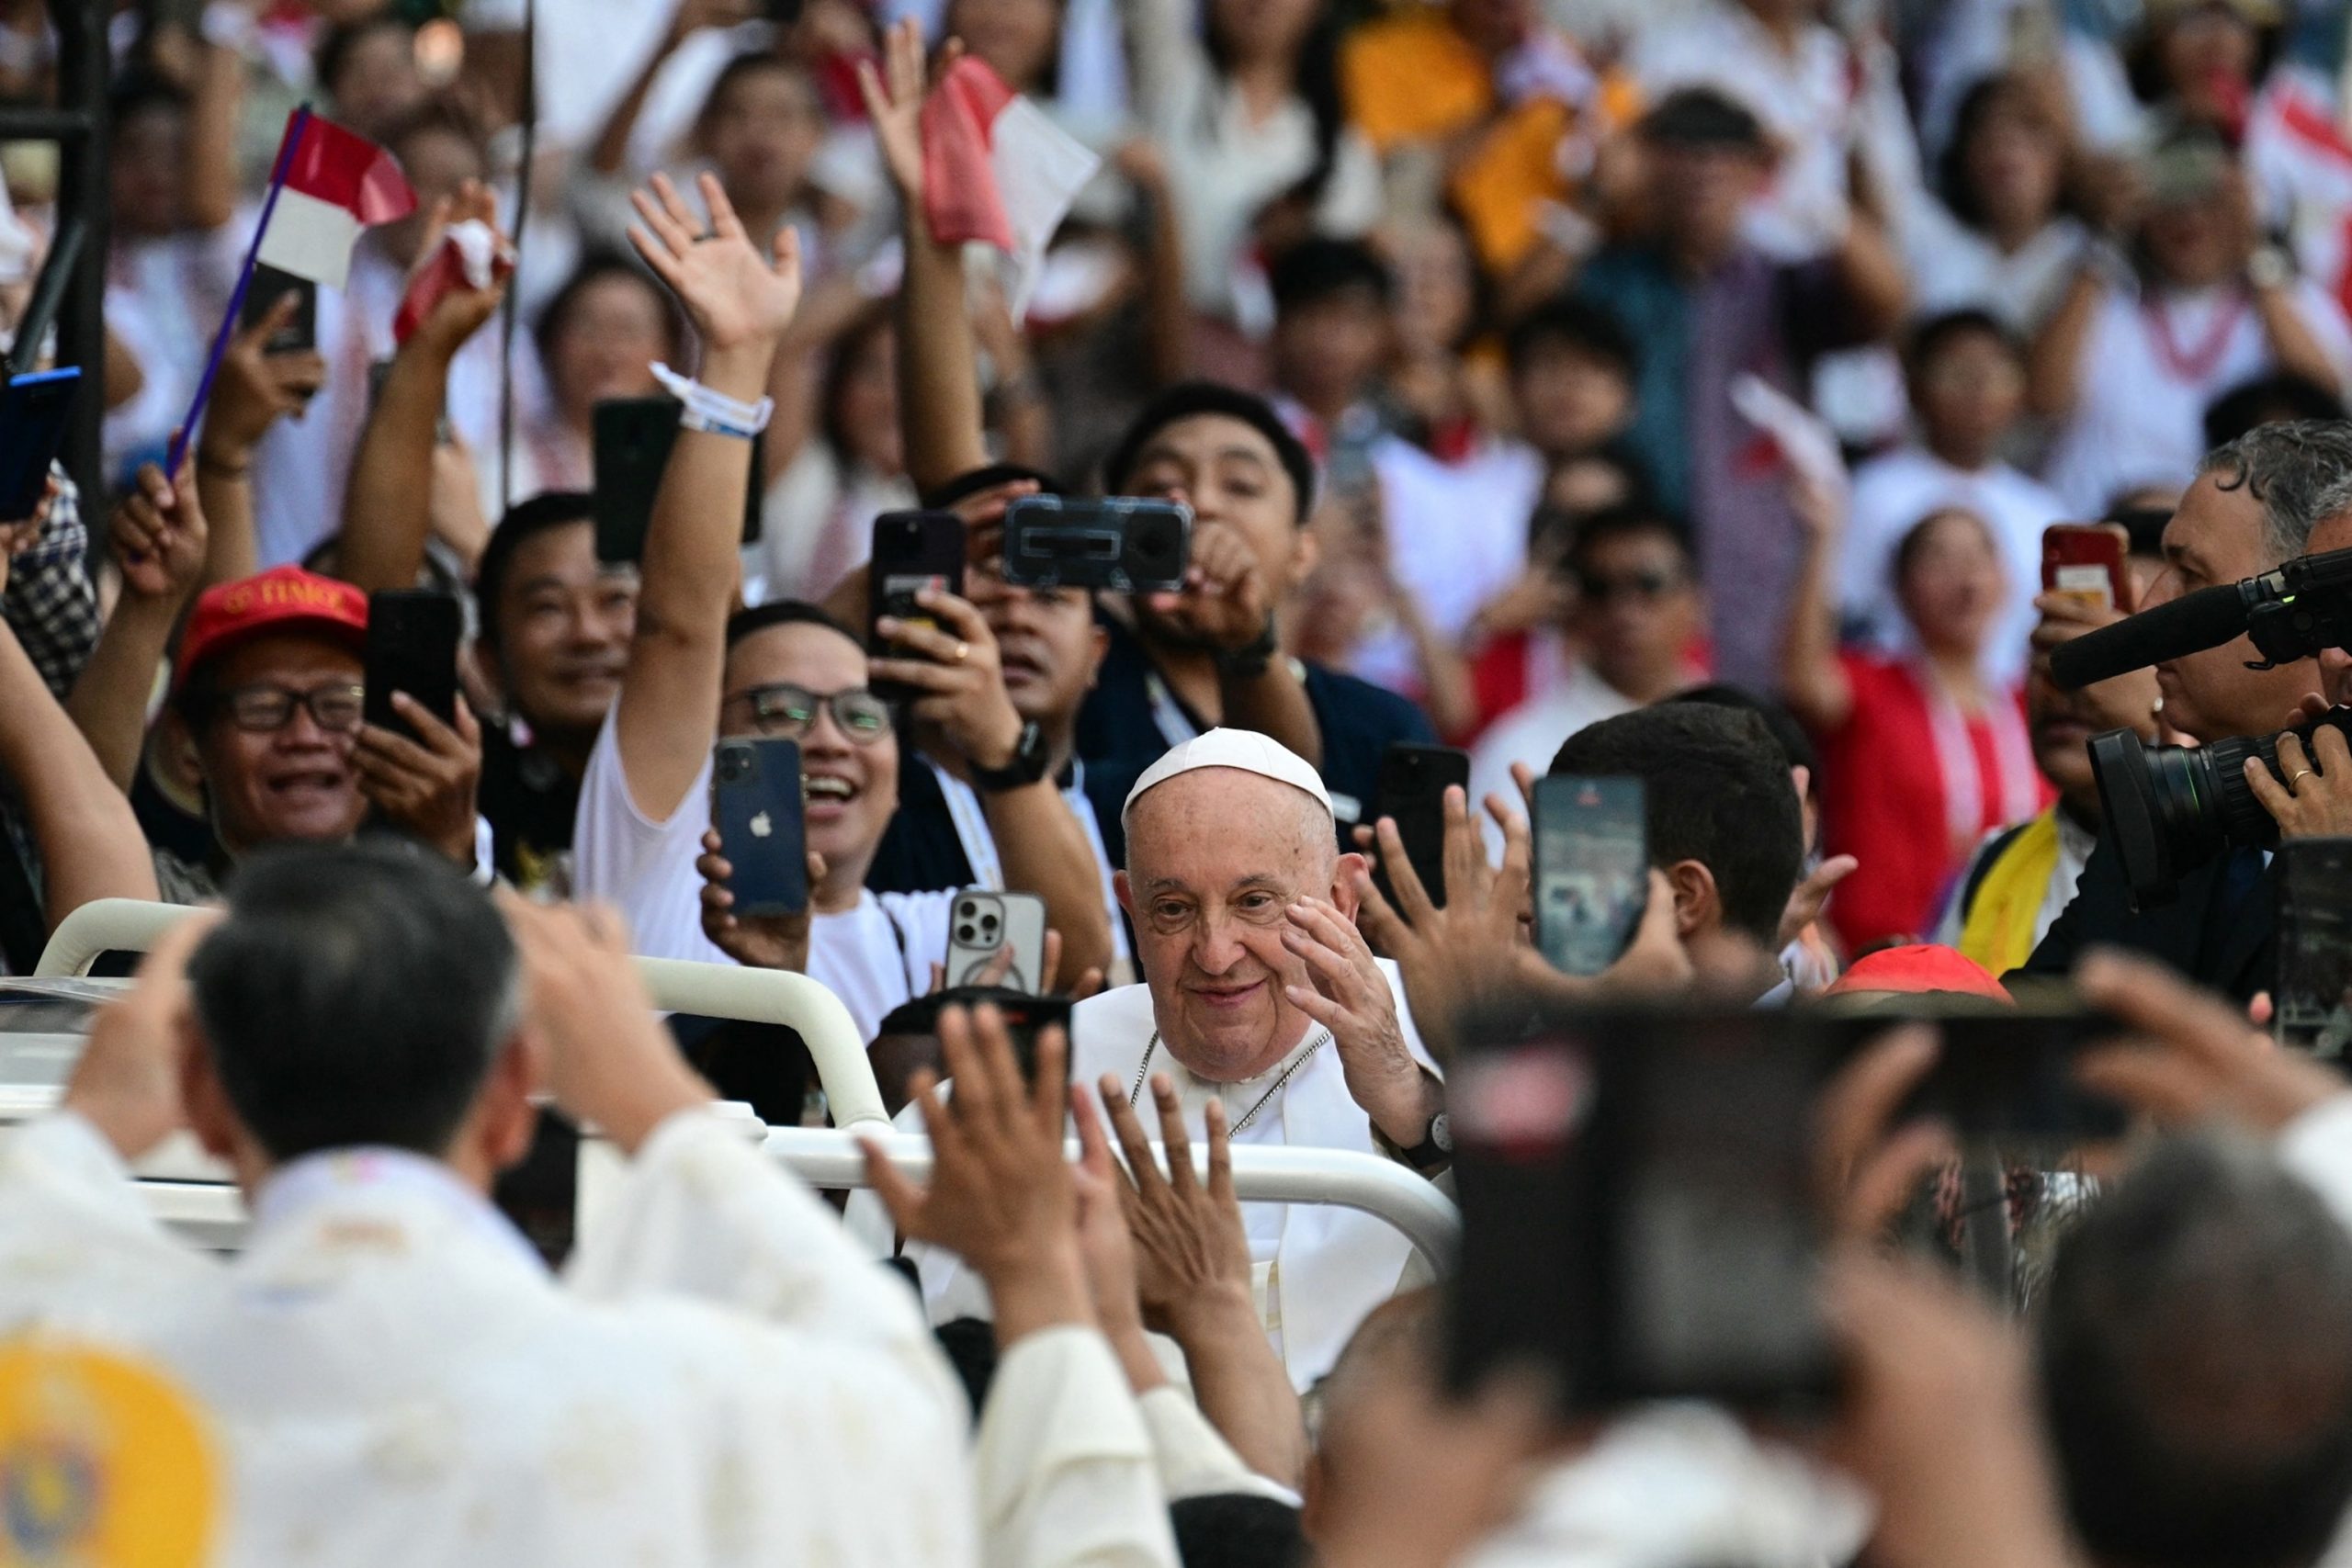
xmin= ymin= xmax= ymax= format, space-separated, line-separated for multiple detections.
xmin=869 ymin=587 xmax=1026 ymax=771
xmin=627 ymin=171 xmax=803 ymax=356
xmin=64 ymin=910 xmax=220 ymax=1161
xmin=1096 ymin=1072 xmax=1252 ymax=1336
xmin=857 ymin=17 xmax=956 ymax=203
xmin=696 ymin=828 xmax=824 ymax=971
xmin=2074 ymin=949 xmax=2340 ymax=1134
xmin=201 ymin=293 xmax=326 ymax=461
xmin=1280 ymin=896 xmax=1430 ymax=1147
xmin=403 ymin=178 xmax=513 ymax=358
xmin=109 ymin=460 xmax=208 ymax=605
xmin=1144 ymin=517 xmax=1274 ymax=654
xmin=354 ymin=694 xmax=483 ymax=867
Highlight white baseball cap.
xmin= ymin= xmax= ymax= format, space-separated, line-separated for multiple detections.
xmin=1122 ymin=728 xmax=1332 ymax=829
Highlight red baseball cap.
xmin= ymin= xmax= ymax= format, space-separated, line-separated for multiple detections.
xmin=173 ymin=565 xmax=369 ymax=694
xmin=1823 ymin=943 xmax=2014 ymax=1005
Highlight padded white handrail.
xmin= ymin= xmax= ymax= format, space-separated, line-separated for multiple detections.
xmin=34 ymin=898 xmax=890 ymax=1129
xmin=766 ymin=1126 xmax=1461 ymax=1268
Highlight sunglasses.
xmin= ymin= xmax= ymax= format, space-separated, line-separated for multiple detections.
xmin=726 ymin=683 xmax=895 ymax=744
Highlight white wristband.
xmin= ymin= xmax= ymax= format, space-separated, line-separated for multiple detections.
xmin=650 ymin=361 xmax=774 ymax=440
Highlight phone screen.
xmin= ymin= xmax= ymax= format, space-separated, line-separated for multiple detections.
xmin=362 ymin=590 xmax=462 ymax=739
xmin=1533 ymin=776 xmax=1649 ymax=976
xmin=2278 ymin=840 xmax=2352 ymax=1064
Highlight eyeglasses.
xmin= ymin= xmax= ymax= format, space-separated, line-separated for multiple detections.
xmin=727 ymin=683 xmax=895 ymax=743
xmin=1577 ymin=569 xmax=1683 ymax=604
xmin=216 ymin=682 xmax=367 ymax=734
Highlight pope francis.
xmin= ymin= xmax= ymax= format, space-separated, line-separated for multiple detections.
xmin=884 ymin=729 xmax=1448 ymax=1389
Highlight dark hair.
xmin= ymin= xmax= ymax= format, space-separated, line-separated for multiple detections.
xmin=1506 ymin=296 xmax=1638 ymax=382
xmin=1891 ymin=506 xmax=1996 ymax=592
xmin=1562 ymin=504 xmax=1693 ymax=578
xmin=819 ymin=301 xmax=896 ymax=466
xmin=1102 ymin=381 xmax=1318 ymax=523
xmin=1269 ymin=237 xmax=1394 ymax=313
xmin=187 ymin=840 xmax=521 ymax=1161
xmin=2127 ymin=6 xmax=2279 ymax=108
xmin=1549 ymin=705 xmax=1804 ymax=945
xmin=922 ymin=463 xmax=1065 ymax=511
xmin=1636 ymin=86 xmax=1767 ymax=151
xmin=2041 ymin=1135 xmax=2352 ymax=1568
xmin=725 ymin=598 xmax=860 ymax=653
xmin=532 ymin=254 xmax=682 ymax=391
xmin=2204 ymin=373 xmax=2352 ymax=451
xmin=697 ymin=51 xmax=820 ymax=137
xmin=314 ymin=13 xmax=413 ymax=102
xmin=1666 ymin=682 xmax=1821 ymax=787
xmin=109 ymin=70 xmax=187 ymax=128
xmin=379 ymin=96 xmax=487 ymax=169
xmin=473 ymin=491 xmax=595 ymax=649
xmin=1905 ymin=307 xmax=2022 ymax=376
xmin=1204 ymin=5 xmax=1346 ymax=211
xmin=1938 ymin=73 xmax=2064 ymax=234
xmin=1169 ymin=1495 xmax=1306 ymax=1568
xmin=2195 ymin=420 xmax=2352 ymax=565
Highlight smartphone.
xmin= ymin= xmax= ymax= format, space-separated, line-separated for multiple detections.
xmin=0 ymin=367 xmax=78 ymax=520
xmin=490 ymin=1110 xmax=580 ymax=1268
xmin=242 ymin=264 xmax=317 ymax=355
xmin=944 ymin=889 xmax=1049 ymax=993
xmin=2276 ymin=840 xmax=2352 ymax=1064
xmin=868 ymin=510 xmax=966 ymax=704
xmin=2041 ymin=523 xmax=2132 ymax=615
xmin=590 ymin=396 xmax=764 ymax=564
xmin=361 ymin=589 xmax=462 ymax=739
xmin=1447 ymin=1008 xmax=1837 ymax=1418
xmin=1888 ymin=1008 xmax=2130 ymax=1143
xmin=1532 ymin=775 xmax=1649 ymax=976
xmin=711 ymin=737 xmax=809 ymax=919
xmin=1371 ymin=744 xmax=1470 ymax=912
xmin=1000 ymin=495 xmax=1192 ymax=594
xmin=882 ymin=986 xmax=1073 ymax=1091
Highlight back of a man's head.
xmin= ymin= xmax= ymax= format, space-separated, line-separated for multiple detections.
xmin=2197 ymin=420 xmax=2352 ymax=567
xmin=2040 ymin=1134 xmax=2352 ymax=1568
xmin=187 ymin=840 xmax=521 ymax=1163
xmin=1548 ymin=705 xmax=1803 ymax=947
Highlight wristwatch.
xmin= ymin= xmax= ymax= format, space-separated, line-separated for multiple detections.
xmin=972 ymin=720 xmax=1051 ymax=792
xmin=1216 ymin=615 xmax=1282 ymax=681
xmin=1397 ymin=1110 xmax=1453 ymax=1174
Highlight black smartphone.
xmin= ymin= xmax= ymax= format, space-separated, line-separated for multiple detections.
xmin=591 ymin=396 xmax=764 ymax=564
xmin=1000 ymin=494 xmax=1192 ymax=594
xmin=883 ymin=985 xmax=1073 ymax=1091
xmin=1896 ymin=1008 xmax=2131 ymax=1144
xmin=361 ymin=589 xmax=462 ymax=739
xmin=490 ymin=1109 xmax=580 ymax=1268
xmin=711 ymin=737 xmax=808 ymax=918
xmin=1532 ymin=775 xmax=1648 ymax=976
xmin=1447 ymin=1007 xmax=1838 ymax=1419
xmin=2277 ymin=839 xmax=2352 ymax=1064
xmin=0 ymin=367 xmax=78 ymax=520
xmin=242 ymin=264 xmax=317 ymax=355
xmin=867 ymin=510 xmax=966 ymax=705
xmin=1371 ymin=744 xmax=1470 ymax=912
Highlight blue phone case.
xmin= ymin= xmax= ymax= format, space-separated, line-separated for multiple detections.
xmin=711 ymin=738 xmax=808 ymax=919
xmin=0 ymin=367 xmax=80 ymax=521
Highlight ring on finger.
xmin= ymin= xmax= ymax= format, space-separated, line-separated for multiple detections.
xmin=2292 ymin=768 xmax=2315 ymax=788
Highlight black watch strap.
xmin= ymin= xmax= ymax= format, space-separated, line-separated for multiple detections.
xmin=1215 ymin=615 xmax=1281 ymax=680
xmin=1397 ymin=1110 xmax=1452 ymax=1173
xmin=972 ymin=721 xmax=1051 ymax=793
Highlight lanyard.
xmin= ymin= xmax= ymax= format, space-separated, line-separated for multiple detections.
xmin=2143 ymin=291 xmax=2248 ymax=385
xmin=1917 ymin=665 xmax=2039 ymax=853
xmin=1143 ymin=669 xmax=1204 ymax=750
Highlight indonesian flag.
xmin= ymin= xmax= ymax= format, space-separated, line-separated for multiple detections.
xmin=917 ymin=57 xmax=1099 ymax=320
xmin=254 ymin=110 xmax=416 ymax=292
xmin=393 ymin=219 xmax=513 ymax=344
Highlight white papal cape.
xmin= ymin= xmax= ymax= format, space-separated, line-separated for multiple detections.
xmin=868 ymin=960 xmax=1441 ymax=1392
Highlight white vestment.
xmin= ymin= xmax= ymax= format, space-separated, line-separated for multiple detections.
xmin=0 ymin=1110 xmax=982 ymax=1568
xmin=864 ymin=963 xmax=1441 ymax=1392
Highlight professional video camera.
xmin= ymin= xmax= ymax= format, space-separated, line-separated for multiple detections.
xmin=2052 ymin=546 xmax=2352 ymax=908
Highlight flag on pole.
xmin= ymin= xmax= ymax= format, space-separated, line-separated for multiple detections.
xmin=253 ymin=114 xmax=416 ymax=291
xmin=917 ymin=57 xmax=1099 ymax=320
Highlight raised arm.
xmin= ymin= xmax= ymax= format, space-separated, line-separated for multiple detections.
xmin=66 ymin=462 xmax=209 ymax=791
xmin=195 ymin=295 xmax=327 ymax=586
xmin=1777 ymin=476 xmax=1855 ymax=735
xmin=0 ymin=615 xmax=159 ymax=923
xmin=2028 ymin=263 xmax=2104 ymax=422
xmin=338 ymin=183 xmax=511 ymax=594
xmin=587 ymin=0 xmax=753 ymax=176
xmin=614 ymin=171 xmax=804 ymax=820
xmin=862 ymin=20 xmax=991 ymax=495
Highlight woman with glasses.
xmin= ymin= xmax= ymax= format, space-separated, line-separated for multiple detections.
xmin=1782 ymin=489 xmax=2051 ymax=955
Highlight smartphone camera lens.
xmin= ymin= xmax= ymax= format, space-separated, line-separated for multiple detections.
xmin=957 ymin=924 xmax=975 ymax=942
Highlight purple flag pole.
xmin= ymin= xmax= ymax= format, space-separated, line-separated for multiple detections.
xmin=165 ymin=103 xmax=312 ymax=478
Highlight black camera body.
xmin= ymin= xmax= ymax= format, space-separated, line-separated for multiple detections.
xmin=2089 ymin=708 xmax=2352 ymax=908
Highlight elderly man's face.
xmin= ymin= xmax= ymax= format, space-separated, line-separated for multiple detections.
xmin=1117 ymin=769 xmax=1358 ymax=1082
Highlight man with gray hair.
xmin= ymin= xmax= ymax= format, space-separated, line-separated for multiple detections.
xmin=2243 ymin=448 xmax=2352 ymax=840
xmin=2018 ymin=421 xmax=2352 ymax=1000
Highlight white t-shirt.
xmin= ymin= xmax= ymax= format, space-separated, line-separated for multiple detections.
xmin=2044 ymin=279 xmax=2352 ymax=517
xmin=1838 ymin=446 xmax=2070 ymax=686
xmin=1349 ymin=437 xmax=1545 ymax=696
xmin=1898 ymin=205 xmax=2087 ymax=334
xmin=571 ymin=716 xmax=953 ymax=1041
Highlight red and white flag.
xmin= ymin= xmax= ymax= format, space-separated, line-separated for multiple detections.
xmin=918 ymin=56 xmax=1099 ymax=319
xmin=254 ymin=112 xmax=416 ymax=291
xmin=393 ymin=218 xmax=512 ymax=344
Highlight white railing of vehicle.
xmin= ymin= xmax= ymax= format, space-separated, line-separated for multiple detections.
xmin=34 ymin=898 xmax=891 ymax=1129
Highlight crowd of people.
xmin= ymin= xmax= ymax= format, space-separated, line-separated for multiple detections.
xmin=10 ymin=0 xmax=2352 ymax=1562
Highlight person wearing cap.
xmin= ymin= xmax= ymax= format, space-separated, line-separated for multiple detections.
xmin=1079 ymin=382 xmax=1440 ymax=838
xmin=2035 ymin=121 xmax=2352 ymax=518
xmin=874 ymin=728 xmax=1443 ymax=1392
xmin=1571 ymin=86 xmax=1907 ymax=691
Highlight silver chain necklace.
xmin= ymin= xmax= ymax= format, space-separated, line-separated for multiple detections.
xmin=1127 ymin=1028 xmax=1332 ymax=1136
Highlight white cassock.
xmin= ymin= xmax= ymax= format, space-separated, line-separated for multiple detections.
xmin=865 ymin=958 xmax=1441 ymax=1393
xmin=0 ymin=1109 xmax=984 ymax=1568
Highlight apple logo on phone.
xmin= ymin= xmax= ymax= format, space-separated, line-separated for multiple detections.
xmin=749 ymin=811 xmax=773 ymax=839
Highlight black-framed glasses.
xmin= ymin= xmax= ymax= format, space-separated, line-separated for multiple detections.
xmin=216 ymin=682 xmax=367 ymax=734
xmin=1577 ymin=569 xmax=1683 ymax=604
xmin=727 ymin=683 xmax=895 ymax=743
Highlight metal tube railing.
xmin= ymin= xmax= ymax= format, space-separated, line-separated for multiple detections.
xmin=35 ymin=899 xmax=890 ymax=1129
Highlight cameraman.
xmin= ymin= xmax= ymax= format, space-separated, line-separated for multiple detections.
xmin=2018 ymin=423 xmax=2352 ymax=1002
xmin=2246 ymin=474 xmax=2352 ymax=839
